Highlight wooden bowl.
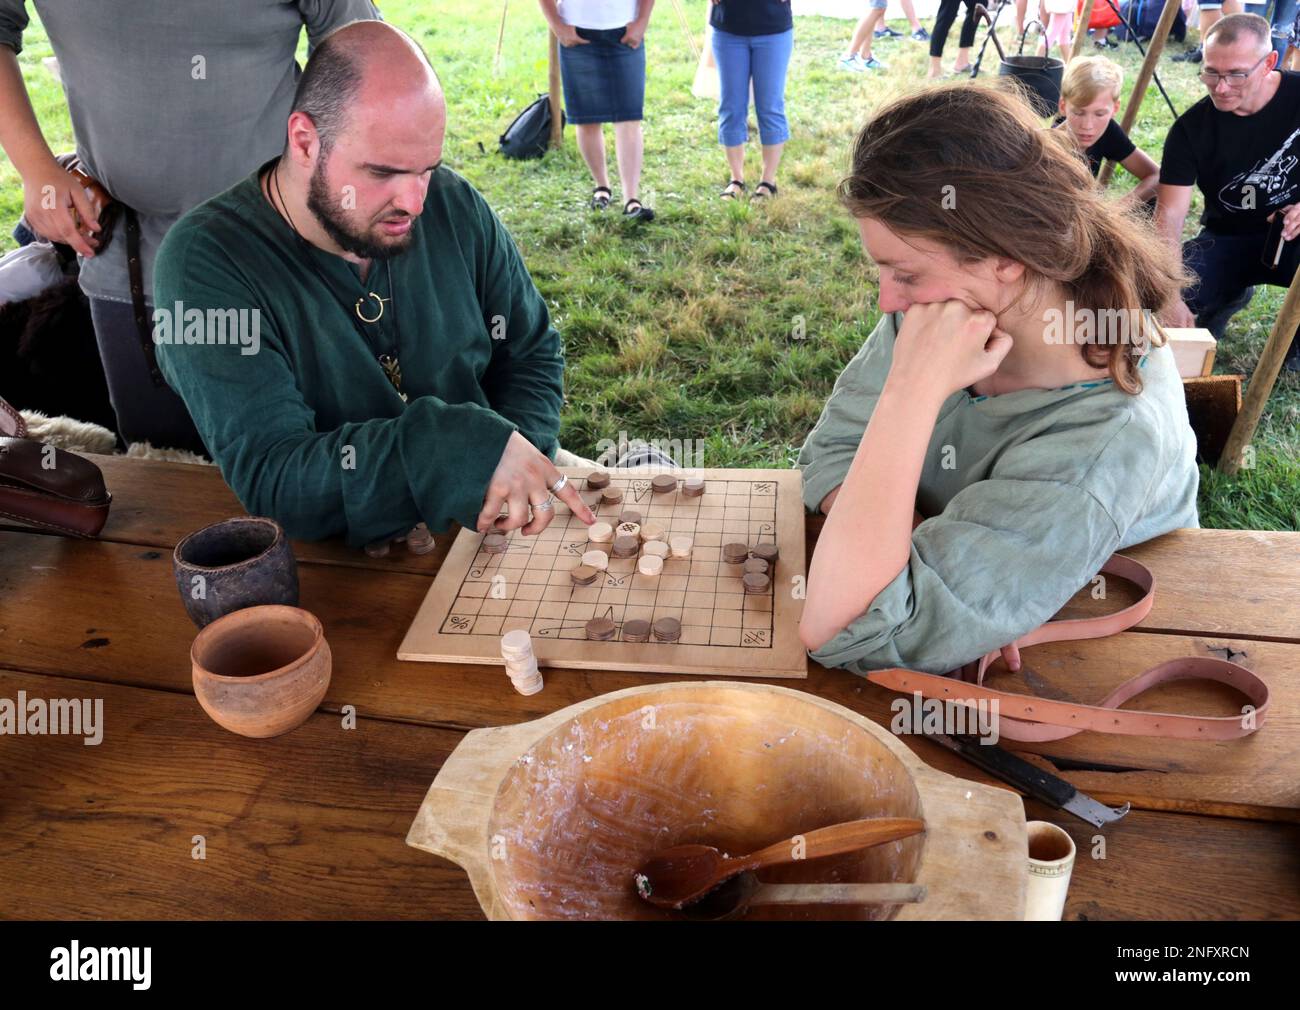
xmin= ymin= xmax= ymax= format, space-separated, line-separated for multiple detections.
xmin=190 ymin=605 xmax=331 ymax=738
xmin=407 ymin=681 xmax=1027 ymax=919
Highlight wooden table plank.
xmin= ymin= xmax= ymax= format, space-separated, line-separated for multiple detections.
xmin=0 ymin=668 xmax=480 ymax=919
xmin=20 ymin=454 xmax=1300 ymax=642
xmin=1 ymin=668 xmax=1294 ymax=920
xmin=3 ymin=532 xmax=1297 ymax=820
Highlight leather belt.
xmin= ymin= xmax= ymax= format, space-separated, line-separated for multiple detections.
xmin=866 ymin=555 xmax=1271 ymax=741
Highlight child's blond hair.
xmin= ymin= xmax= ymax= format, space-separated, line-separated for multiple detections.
xmin=1061 ymin=56 xmax=1124 ymax=106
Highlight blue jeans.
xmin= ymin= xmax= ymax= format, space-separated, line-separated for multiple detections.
xmin=1182 ymin=227 xmax=1299 ymax=359
xmin=1271 ymin=0 xmax=1297 ymax=61
xmin=711 ymin=27 xmax=793 ymax=147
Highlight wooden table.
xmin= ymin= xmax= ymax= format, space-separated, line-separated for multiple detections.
xmin=2 ymin=455 xmax=1298 ymax=920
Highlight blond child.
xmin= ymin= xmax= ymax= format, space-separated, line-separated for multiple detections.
xmin=1054 ymin=56 xmax=1160 ymax=207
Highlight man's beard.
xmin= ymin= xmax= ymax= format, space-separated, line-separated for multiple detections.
xmin=306 ymin=156 xmax=416 ymax=260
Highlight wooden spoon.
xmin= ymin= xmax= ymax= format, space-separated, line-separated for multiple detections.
xmin=679 ymin=872 xmax=927 ymax=921
xmin=634 ymin=816 xmax=926 ymax=909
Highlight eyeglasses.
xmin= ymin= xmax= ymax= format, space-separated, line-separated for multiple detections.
xmin=1199 ymin=54 xmax=1269 ymax=87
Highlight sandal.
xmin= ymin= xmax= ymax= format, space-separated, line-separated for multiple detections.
xmin=623 ymin=198 xmax=655 ymax=222
xmin=720 ymin=179 xmax=746 ymax=200
xmin=751 ymin=181 xmax=778 ymax=200
xmin=590 ymin=185 xmax=612 ymax=210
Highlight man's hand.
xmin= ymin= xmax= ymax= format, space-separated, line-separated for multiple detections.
xmin=1268 ymin=203 xmax=1300 ymax=242
xmin=888 ymin=300 xmax=1012 ymax=401
xmin=555 ymin=22 xmax=589 ymax=47
xmin=621 ymin=20 xmax=648 ymax=47
xmin=1159 ymin=297 xmax=1197 ymax=328
xmin=22 ymin=157 xmax=102 ymax=257
xmin=478 ymin=431 xmax=596 ymax=536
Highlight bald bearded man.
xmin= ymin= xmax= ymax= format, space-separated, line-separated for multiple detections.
xmin=153 ymin=21 xmax=595 ymax=546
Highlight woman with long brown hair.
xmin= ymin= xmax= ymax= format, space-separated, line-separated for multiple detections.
xmin=797 ymin=82 xmax=1199 ymax=676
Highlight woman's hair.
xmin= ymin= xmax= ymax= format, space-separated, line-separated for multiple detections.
xmin=838 ymin=82 xmax=1190 ymax=394
xmin=1061 ymin=55 xmax=1123 ymax=106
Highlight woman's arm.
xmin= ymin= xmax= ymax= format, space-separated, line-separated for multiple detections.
xmin=800 ymin=301 xmax=1011 ymax=652
xmin=817 ymin=485 xmax=924 ymax=530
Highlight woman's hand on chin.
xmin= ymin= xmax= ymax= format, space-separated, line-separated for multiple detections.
xmin=889 ymin=300 xmax=1014 ymax=400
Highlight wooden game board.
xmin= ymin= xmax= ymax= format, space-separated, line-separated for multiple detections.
xmin=398 ymin=468 xmax=808 ymax=678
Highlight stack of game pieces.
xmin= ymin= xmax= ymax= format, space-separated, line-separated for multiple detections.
xmin=587 ymin=471 xmax=610 ymax=491
xmin=743 ymin=558 xmax=769 ymax=575
xmin=640 ymin=521 xmax=666 ymax=542
xmin=570 ymin=564 xmax=600 ymax=586
xmin=652 ymin=617 xmax=682 ymax=643
xmin=637 ymin=554 xmax=663 ymax=577
xmin=619 ymin=509 xmax=642 ymax=526
xmin=406 ymin=523 xmax=435 ymax=555
xmin=669 ymin=534 xmax=693 ymax=559
xmin=743 ymin=572 xmax=771 ymax=594
xmin=585 ymin=616 xmax=616 ymax=641
xmin=601 ymin=487 xmax=624 ymax=506
xmin=751 ymin=543 xmax=779 ymax=564
xmin=651 ymin=474 xmax=678 ymax=495
xmin=611 ymin=534 xmax=639 ymax=559
xmin=681 ymin=476 xmax=705 ymax=498
xmin=482 ymin=532 xmax=509 ymax=554
xmin=588 ymin=521 xmax=614 ymax=544
xmin=616 ymin=521 xmax=641 ymax=540
xmin=723 ymin=542 xmax=750 ymax=566
xmin=581 ymin=549 xmax=609 ymax=571
xmin=622 ymin=618 xmax=651 ymax=643
xmin=642 ymin=540 xmax=670 ymax=561
xmin=501 ymin=629 xmax=543 ymax=695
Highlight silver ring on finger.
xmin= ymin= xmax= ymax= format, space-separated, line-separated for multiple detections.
xmin=532 ymin=495 xmax=555 ymax=512
xmin=548 ymin=473 xmax=568 ymax=494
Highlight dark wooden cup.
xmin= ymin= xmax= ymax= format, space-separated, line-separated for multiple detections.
xmin=173 ymin=516 xmax=299 ymax=628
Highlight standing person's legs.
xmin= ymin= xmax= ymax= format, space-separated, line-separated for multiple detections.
xmin=610 ymin=33 xmax=647 ymax=209
xmin=953 ymin=0 xmax=978 ymax=70
xmin=575 ymin=124 xmax=611 ymax=194
xmin=750 ymin=28 xmax=794 ymax=191
xmin=929 ymin=0 xmax=963 ymax=76
xmin=1044 ymin=12 xmax=1073 ymax=60
xmin=1271 ymin=0 xmax=1297 ymax=62
xmin=88 ymin=297 xmax=207 ymax=454
xmin=713 ymin=27 xmax=752 ymax=195
xmin=612 ymin=122 xmax=642 ymax=205
xmin=846 ymin=2 xmax=888 ymax=62
xmin=558 ymin=29 xmax=613 ymax=204
xmin=898 ymin=0 xmax=925 ymax=32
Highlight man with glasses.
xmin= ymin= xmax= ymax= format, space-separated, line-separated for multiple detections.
xmin=1157 ymin=13 xmax=1300 ymax=371
xmin=153 ymin=21 xmax=597 ymax=546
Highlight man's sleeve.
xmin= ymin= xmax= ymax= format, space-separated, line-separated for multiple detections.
xmin=0 ymin=0 xmax=28 ymax=53
xmin=795 ymin=312 xmax=897 ymax=513
xmin=808 ymin=476 xmax=1124 ymax=675
xmin=296 ymin=0 xmax=380 ymax=45
xmin=468 ymin=187 xmax=565 ymax=459
xmin=154 ymin=218 xmax=517 ymax=546
xmin=1159 ymin=117 xmax=1198 ymax=187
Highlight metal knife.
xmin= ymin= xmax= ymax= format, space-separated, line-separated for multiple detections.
xmin=928 ymin=732 xmax=1131 ymax=828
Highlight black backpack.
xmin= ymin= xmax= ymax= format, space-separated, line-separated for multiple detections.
xmin=499 ymin=94 xmax=564 ymax=159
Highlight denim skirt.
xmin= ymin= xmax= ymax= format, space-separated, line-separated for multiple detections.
xmin=557 ymin=27 xmax=646 ymax=124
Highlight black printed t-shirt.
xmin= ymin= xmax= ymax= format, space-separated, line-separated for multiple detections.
xmin=1160 ymin=70 xmax=1300 ymax=235
xmin=1052 ymin=116 xmax=1137 ymax=177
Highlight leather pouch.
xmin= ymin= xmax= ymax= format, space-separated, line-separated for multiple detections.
xmin=0 ymin=436 xmax=112 ymax=537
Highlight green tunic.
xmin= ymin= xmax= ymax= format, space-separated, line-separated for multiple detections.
xmin=153 ymin=164 xmax=563 ymax=547
xmin=797 ymin=311 xmax=1200 ymax=675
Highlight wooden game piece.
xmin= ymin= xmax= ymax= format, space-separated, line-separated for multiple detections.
xmin=363 ymin=539 xmax=391 ymax=558
xmin=622 ymin=619 xmax=651 ymax=643
xmin=723 ymin=542 xmax=750 ymax=565
xmin=570 ymin=564 xmax=600 ymax=586
xmin=743 ymin=572 xmax=771 ymax=594
xmin=651 ymin=474 xmax=678 ymax=494
xmin=586 ymin=617 xmax=617 ymax=641
xmin=743 ymin=558 xmax=769 ymax=575
xmin=652 ymin=617 xmax=682 ymax=643
xmin=751 ymin=543 xmax=779 ymax=563
xmin=618 ymin=509 xmax=642 ymax=527
xmin=616 ymin=521 xmax=641 ymax=540
xmin=611 ymin=535 xmax=639 ymax=559
xmin=601 ymin=488 xmax=624 ymax=506
xmin=406 ymin=524 xmax=435 ymax=556
xmin=640 ymin=521 xmax=666 ymax=542
xmin=641 ymin=540 xmax=670 ymax=560
xmin=588 ymin=521 xmax=614 ymax=544
xmin=681 ymin=476 xmax=705 ymax=497
xmin=501 ymin=629 xmax=533 ymax=656
xmin=586 ymin=471 xmax=610 ymax=490
xmin=638 ymin=554 xmax=664 ymax=577
xmin=482 ymin=532 xmax=509 ymax=554
xmin=668 ymin=534 xmax=693 ymax=558
xmin=581 ymin=550 xmax=609 ymax=571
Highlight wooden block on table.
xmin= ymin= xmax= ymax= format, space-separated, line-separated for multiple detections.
xmin=1165 ymin=327 xmax=1217 ymax=378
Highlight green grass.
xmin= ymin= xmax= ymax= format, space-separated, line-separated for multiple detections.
xmin=2 ymin=2 xmax=1296 ymax=530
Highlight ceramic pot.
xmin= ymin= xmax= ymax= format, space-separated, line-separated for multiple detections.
xmin=191 ymin=605 xmax=331 ymax=738
xmin=173 ymin=516 xmax=298 ymax=628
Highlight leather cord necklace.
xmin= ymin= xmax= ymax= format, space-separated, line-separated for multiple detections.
xmin=266 ymin=159 xmax=407 ymax=401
